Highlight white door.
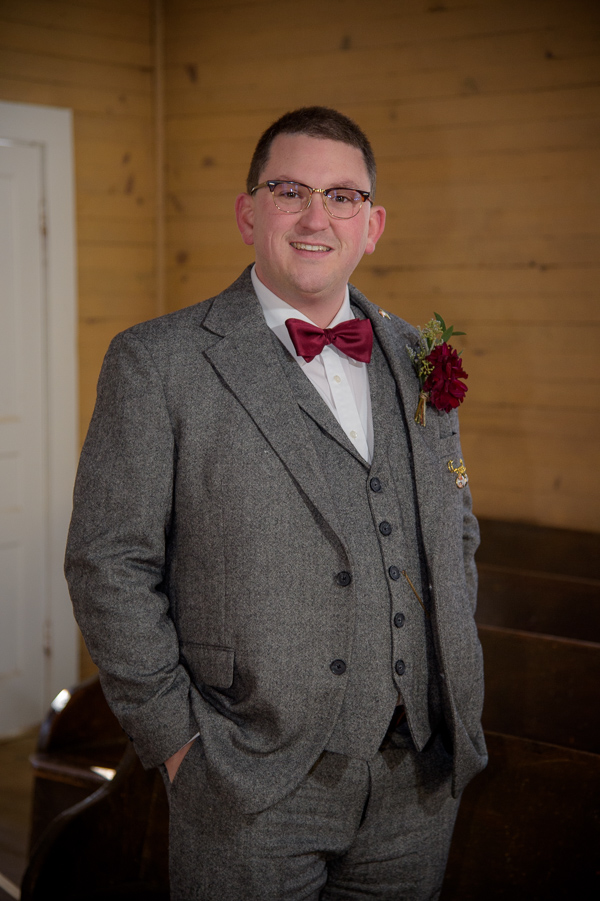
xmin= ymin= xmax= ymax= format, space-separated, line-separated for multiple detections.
xmin=0 ymin=101 xmax=78 ymax=738
xmin=0 ymin=141 xmax=48 ymax=734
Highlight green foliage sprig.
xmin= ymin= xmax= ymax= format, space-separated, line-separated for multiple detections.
xmin=407 ymin=313 xmax=466 ymax=389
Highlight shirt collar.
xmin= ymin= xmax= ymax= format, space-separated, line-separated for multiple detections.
xmin=250 ymin=265 xmax=352 ymax=362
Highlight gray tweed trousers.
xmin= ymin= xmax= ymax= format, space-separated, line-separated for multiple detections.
xmin=164 ymin=719 xmax=460 ymax=901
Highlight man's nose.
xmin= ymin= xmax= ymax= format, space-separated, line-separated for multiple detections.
xmin=298 ymin=190 xmax=330 ymax=228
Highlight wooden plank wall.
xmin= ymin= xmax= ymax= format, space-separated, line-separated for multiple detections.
xmin=0 ymin=0 xmax=158 ymax=444
xmin=165 ymin=0 xmax=600 ymax=532
xmin=0 ymin=0 xmax=597 ymax=533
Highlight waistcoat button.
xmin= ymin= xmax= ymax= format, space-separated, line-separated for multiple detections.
xmin=370 ymin=477 xmax=382 ymax=492
xmin=388 ymin=565 xmax=401 ymax=581
xmin=395 ymin=659 xmax=406 ymax=676
xmin=336 ymin=571 xmax=352 ymax=587
xmin=379 ymin=521 xmax=392 ymax=536
xmin=330 ymin=659 xmax=346 ymax=675
xmin=394 ymin=612 xmax=405 ymax=628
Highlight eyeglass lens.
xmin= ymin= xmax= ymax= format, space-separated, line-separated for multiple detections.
xmin=271 ymin=182 xmax=364 ymax=218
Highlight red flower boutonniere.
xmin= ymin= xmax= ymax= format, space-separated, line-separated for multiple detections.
xmin=407 ymin=313 xmax=468 ymax=426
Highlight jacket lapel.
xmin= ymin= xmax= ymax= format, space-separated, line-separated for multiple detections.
xmin=202 ymin=270 xmax=348 ymax=546
xmin=271 ymin=337 xmax=369 ymax=468
xmin=202 ymin=270 xmax=443 ymax=560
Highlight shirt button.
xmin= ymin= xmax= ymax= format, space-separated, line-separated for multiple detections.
xmin=330 ymin=659 xmax=346 ymax=676
xmin=349 ymin=430 xmax=358 ymax=439
xmin=370 ymin=477 xmax=382 ymax=492
xmin=379 ymin=521 xmax=392 ymax=536
xmin=388 ymin=566 xmax=401 ymax=581
xmin=394 ymin=612 xmax=406 ymax=628
xmin=336 ymin=571 xmax=352 ymax=587
xmin=333 ymin=375 xmax=341 ymax=383
xmin=395 ymin=659 xmax=406 ymax=676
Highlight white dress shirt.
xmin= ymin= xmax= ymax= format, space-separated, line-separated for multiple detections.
xmin=251 ymin=267 xmax=373 ymax=463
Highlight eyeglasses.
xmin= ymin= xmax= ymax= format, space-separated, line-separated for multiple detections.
xmin=250 ymin=180 xmax=372 ymax=219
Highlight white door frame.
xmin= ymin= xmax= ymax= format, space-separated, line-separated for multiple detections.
xmin=0 ymin=100 xmax=78 ymax=714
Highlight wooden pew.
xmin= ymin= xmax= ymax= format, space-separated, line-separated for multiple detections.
xmin=443 ymin=732 xmax=600 ymax=900
xmin=21 ymin=678 xmax=169 ymax=900
xmin=442 ymin=518 xmax=600 ymax=900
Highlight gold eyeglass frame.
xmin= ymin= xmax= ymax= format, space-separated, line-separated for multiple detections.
xmin=250 ymin=180 xmax=372 ymax=219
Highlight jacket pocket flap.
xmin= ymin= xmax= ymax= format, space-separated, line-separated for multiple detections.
xmin=181 ymin=643 xmax=234 ymax=690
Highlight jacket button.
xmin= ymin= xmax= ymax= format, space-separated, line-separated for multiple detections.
xmin=370 ymin=477 xmax=382 ymax=492
xmin=330 ymin=659 xmax=346 ymax=675
xmin=336 ymin=571 xmax=352 ymax=587
xmin=388 ymin=565 xmax=400 ymax=581
xmin=379 ymin=521 xmax=392 ymax=536
xmin=394 ymin=612 xmax=405 ymax=628
xmin=395 ymin=659 xmax=406 ymax=676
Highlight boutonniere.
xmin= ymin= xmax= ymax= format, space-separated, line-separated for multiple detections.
xmin=406 ymin=313 xmax=468 ymax=426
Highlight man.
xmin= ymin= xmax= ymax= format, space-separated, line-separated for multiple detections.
xmin=66 ymin=106 xmax=486 ymax=901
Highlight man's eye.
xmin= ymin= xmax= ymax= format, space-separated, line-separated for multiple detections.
xmin=329 ymin=191 xmax=354 ymax=204
xmin=275 ymin=183 xmax=302 ymax=199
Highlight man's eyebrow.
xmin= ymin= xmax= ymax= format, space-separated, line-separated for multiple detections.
xmin=270 ymin=176 xmax=367 ymax=189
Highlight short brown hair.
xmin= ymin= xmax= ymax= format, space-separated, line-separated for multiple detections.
xmin=246 ymin=106 xmax=377 ymax=197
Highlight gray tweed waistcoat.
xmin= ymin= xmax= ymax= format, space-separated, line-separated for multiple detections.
xmin=274 ymin=332 xmax=444 ymax=760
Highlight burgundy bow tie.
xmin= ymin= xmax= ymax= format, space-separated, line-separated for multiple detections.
xmin=285 ymin=317 xmax=373 ymax=364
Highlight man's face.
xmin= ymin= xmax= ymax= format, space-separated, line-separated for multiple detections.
xmin=236 ymin=134 xmax=386 ymax=321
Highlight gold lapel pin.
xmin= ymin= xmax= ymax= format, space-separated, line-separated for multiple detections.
xmin=448 ymin=459 xmax=469 ymax=489
xmin=378 ymin=309 xmax=391 ymax=320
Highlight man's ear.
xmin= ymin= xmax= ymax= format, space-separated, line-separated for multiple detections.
xmin=364 ymin=204 xmax=386 ymax=255
xmin=235 ymin=193 xmax=255 ymax=246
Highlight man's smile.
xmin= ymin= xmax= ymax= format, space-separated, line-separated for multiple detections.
xmin=290 ymin=242 xmax=332 ymax=252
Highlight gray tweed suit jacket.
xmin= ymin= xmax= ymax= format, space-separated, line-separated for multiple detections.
xmin=65 ymin=267 xmax=486 ymax=814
